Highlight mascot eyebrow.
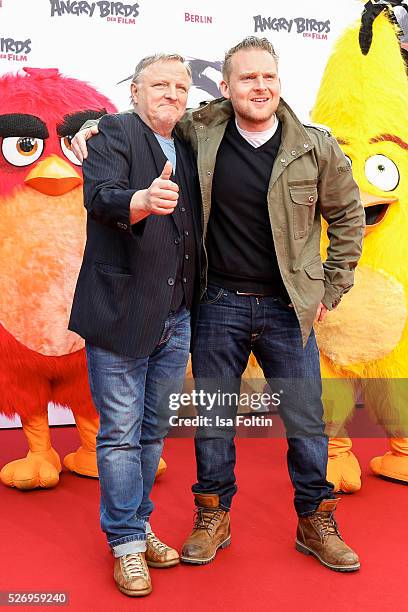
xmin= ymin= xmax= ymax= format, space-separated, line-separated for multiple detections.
xmin=0 ymin=109 xmax=108 ymax=139
xmin=0 ymin=114 xmax=49 ymax=138
xmin=335 ymin=135 xmax=408 ymax=150
xmin=57 ymin=109 xmax=107 ymax=136
xmin=369 ymin=134 xmax=408 ymax=149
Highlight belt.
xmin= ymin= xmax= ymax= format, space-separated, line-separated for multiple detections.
xmin=236 ymin=291 xmax=274 ymax=297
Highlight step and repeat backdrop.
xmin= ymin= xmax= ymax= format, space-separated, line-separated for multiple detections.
xmin=1 ymin=0 xmax=363 ymax=119
xmin=0 ymin=0 xmax=390 ymax=427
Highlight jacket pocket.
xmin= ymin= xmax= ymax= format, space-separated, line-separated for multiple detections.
xmin=92 ymin=264 xmax=133 ymax=325
xmin=290 ymin=186 xmax=317 ymax=239
xmin=304 ymin=260 xmax=325 ymax=281
xmin=95 ymin=261 xmax=132 ymax=276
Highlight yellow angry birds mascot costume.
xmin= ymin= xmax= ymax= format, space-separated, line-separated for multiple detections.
xmin=312 ymin=1 xmax=408 ymax=492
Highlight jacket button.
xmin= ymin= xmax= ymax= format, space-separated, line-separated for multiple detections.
xmin=184 ymin=230 xmax=189 ymax=236
xmin=207 ymin=171 xmax=211 ymax=176
xmin=280 ymin=158 xmax=286 ymax=164
xmin=174 ymin=238 xmax=180 ymax=245
xmin=304 ymin=143 xmax=309 ymax=148
xmin=291 ymin=150 xmax=297 ymax=156
xmin=308 ymin=195 xmax=314 ymax=203
xmin=167 ymin=277 xmax=175 ymax=286
xmin=117 ymin=221 xmax=128 ymax=229
xmin=181 ymin=207 xmax=186 ymax=212
xmin=183 ymin=277 xmax=187 ymax=283
xmin=185 ymin=254 xmax=189 ymax=260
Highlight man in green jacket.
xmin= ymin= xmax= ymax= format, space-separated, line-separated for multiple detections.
xmin=72 ymin=36 xmax=364 ymax=573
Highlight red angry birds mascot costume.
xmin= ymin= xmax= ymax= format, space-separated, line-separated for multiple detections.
xmin=0 ymin=67 xmax=116 ymax=489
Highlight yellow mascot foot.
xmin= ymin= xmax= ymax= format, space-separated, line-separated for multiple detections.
xmin=370 ymin=452 xmax=408 ymax=483
xmin=0 ymin=448 xmax=61 ymax=489
xmin=155 ymin=457 xmax=167 ymax=480
xmin=327 ymin=439 xmax=362 ymax=493
xmin=63 ymin=447 xmax=98 ymax=478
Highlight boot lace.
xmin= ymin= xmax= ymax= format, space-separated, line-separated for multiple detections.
xmin=193 ymin=507 xmax=224 ymax=535
xmin=121 ymin=553 xmax=147 ymax=579
xmin=146 ymin=531 xmax=169 ymax=553
xmin=311 ymin=512 xmax=342 ymax=539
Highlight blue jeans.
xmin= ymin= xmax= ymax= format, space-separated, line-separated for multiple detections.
xmin=86 ymin=306 xmax=190 ymax=556
xmin=191 ymin=285 xmax=334 ymax=517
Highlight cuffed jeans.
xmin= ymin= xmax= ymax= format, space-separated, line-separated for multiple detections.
xmin=86 ymin=306 xmax=190 ymax=556
xmin=191 ymin=285 xmax=334 ymax=517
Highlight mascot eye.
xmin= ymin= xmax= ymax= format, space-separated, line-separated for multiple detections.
xmin=2 ymin=136 xmax=44 ymax=166
xmin=61 ymin=136 xmax=81 ymax=166
xmin=365 ymin=154 xmax=399 ymax=191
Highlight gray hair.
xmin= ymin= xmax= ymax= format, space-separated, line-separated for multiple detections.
xmin=222 ymin=36 xmax=279 ymax=81
xmin=131 ymin=53 xmax=192 ymax=84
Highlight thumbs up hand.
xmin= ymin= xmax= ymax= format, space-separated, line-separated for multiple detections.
xmin=159 ymin=160 xmax=173 ymax=181
xmin=130 ymin=161 xmax=179 ymax=223
xmin=143 ymin=161 xmax=179 ymax=215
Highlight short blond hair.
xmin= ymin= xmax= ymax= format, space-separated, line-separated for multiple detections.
xmin=222 ymin=36 xmax=279 ymax=81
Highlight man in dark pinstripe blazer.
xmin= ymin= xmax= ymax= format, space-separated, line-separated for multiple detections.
xmin=69 ymin=54 xmax=202 ymax=597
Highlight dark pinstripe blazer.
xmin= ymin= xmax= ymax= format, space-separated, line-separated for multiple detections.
xmin=69 ymin=112 xmax=201 ymax=358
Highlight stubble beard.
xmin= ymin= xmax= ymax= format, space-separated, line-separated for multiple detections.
xmin=237 ymin=107 xmax=276 ymax=129
xmin=231 ymin=95 xmax=278 ymax=130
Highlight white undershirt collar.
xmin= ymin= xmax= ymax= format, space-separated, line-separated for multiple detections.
xmin=235 ymin=115 xmax=279 ymax=148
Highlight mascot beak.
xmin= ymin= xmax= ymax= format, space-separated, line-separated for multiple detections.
xmin=24 ymin=154 xmax=83 ymax=196
xmin=361 ymin=190 xmax=398 ymax=235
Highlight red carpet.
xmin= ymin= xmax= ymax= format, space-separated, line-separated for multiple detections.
xmin=1 ymin=428 xmax=407 ymax=611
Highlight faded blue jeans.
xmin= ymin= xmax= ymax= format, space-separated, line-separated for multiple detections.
xmin=86 ymin=306 xmax=190 ymax=557
xmin=192 ymin=285 xmax=334 ymax=517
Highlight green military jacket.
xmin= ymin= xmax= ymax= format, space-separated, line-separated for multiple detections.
xmin=82 ymin=97 xmax=364 ymax=347
xmin=176 ymin=97 xmax=365 ymax=346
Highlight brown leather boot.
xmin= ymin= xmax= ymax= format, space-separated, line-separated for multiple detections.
xmin=296 ymin=499 xmax=360 ymax=572
xmin=113 ymin=552 xmax=152 ymax=597
xmin=181 ymin=493 xmax=231 ymax=564
xmin=145 ymin=531 xmax=180 ymax=568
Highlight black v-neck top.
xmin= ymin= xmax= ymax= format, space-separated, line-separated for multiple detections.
xmin=207 ymin=118 xmax=287 ymax=296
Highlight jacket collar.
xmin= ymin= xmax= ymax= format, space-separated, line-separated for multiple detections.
xmin=191 ymin=97 xmax=233 ymax=127
xmin=191 ymin=97 xmax=314 ymax=153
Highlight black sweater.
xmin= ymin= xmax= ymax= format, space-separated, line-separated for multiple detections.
xmin=207 ymin=118 xmax=287 ymax=296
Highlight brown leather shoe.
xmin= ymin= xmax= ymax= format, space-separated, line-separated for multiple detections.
xmin=296 ymin=499 xmax=360 ymax=572
xmin=181 ymin=493 xmax=231 ymax=565
xmin=113 ymin=552 xmax=152 ymax=597
xmin=145 ymin=531 xmax=180 ymax=568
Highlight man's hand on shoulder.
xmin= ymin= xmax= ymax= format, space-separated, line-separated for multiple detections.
xmin=130 ymin=161 xmax=179 ymax=224
xmin=71 ymin=125 xmax=100 ymax=162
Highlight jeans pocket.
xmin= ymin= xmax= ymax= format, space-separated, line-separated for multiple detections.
xmin=200 ymin=285 xmax=226 ymax=305
xmin=277 ymin=296 xmax=295 ymax=311
xmin=85 ymin=344 xmax=98 ymax=407
xmin=157 ymin=318 xmax=170 ymax=346
xmin=265 ymin=296 xmax=293 ymax=311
